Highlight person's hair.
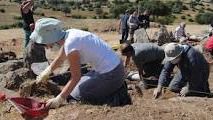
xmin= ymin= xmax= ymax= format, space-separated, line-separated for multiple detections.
xmin=120 ymin=43 xmax=134 ymax=55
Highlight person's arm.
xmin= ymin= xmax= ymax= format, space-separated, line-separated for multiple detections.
xmin=153 ymin=62 xmax=175 ymax=99
xmin=49 ymin=46 xmax=67 ymax=71
xmin=127 ymin=15 xmax=133 ymax=27
xmin=21 ymin=0 xmax=33 ymax=14
xmin=59 ymin=50 xmax=81 ymax=98
xmin=36 ymin=46 xmax=66 ymax=83
xmin=46 ymin=50 xmax=81 ymax=109
xmin=125 ymin=56 xmax=130 ymax=67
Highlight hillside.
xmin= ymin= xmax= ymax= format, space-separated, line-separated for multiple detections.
xmin=0 ymin=0 xmax=212 ymax=31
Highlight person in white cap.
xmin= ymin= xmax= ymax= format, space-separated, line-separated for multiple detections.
xmin=30 ymin=18 xmax=130 ymax=108
xmin=174 ymin=22 xmax=188 ymax=42
xmin=153 ymin=43 xmax=210 ymax=99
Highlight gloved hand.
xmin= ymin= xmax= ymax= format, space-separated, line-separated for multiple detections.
xmin=36 ymin=66 xmax=52 ymax=84
xmin=180 ymin=86 xmax=189 ymax=97
xmin=46 ymin=95 xmax=67 ymax=109
xmin=153 ymin=85 xmax=162 ymax=99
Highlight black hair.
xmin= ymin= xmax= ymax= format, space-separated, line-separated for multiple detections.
xmin=121 ymin=43 xmax=134 ymax=55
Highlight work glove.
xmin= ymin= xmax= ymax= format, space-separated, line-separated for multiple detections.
xmin=180 ymin=86 xmax=189 ymax=97
xmin=36 ymin=66 xmax=52 ymax=84
xmin=153 ymin=86 xmax=162 ymax=99
xmin=46 ymin=95 xmax=67 ymax=109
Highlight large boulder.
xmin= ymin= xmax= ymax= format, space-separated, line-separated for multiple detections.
xmin=4 ymin=68 xmax=33 ymax=90
xmin=134 ymin=28 xmax=149 ymax=43
xmin=0 ymin=59 xmax=24 ymax=74
xmin=23 ymin=41 xmax=48 ymax=68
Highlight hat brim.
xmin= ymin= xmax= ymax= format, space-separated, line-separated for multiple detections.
xmin=165 ymin=45 xmax=183 ymax=62
xmin=30 ymin=30 xmax=65 ymax=44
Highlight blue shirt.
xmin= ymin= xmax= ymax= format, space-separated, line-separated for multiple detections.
xmin=120 ymin=14 xmax=129 ymax=29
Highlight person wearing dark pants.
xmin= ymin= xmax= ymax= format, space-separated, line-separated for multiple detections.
xmin=138 ymin=10 xmax=150 ymax=29
xmin=119 ymin=10 xmax=129 ymax=44
xmin=20 ymin=0 xmax=34 ymax=48
xmin=120 ymin=43 xmax=165 ymax=91
xmin=153 ymin=43 xmax=210 ymax=99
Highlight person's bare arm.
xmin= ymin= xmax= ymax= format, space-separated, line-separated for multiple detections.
xmin=59 ymin=50 xmax=81 ymax=98
xmin=138 ymin=67 xmax=143 ymax=81
xmin=21 ymin=0 xmax=33 ymax=14
xmin=125 ymin=56 xmax=130 ymax=67
xmin=49 ymin=46 xmax=67 ymax=71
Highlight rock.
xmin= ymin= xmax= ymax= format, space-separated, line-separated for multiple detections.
xmin=4 ymin=71 xmax=23 ymax=90
xmin=134 ymin=28 xmax=150 ymax=43
xmin=0 ymin=51 xmax=16 ymax=63
xmin=0 ymin=59 xmax=24 ymax=74
xmin=4 ymin=68 xmax=33 ymax=90
xmin=23 ymin=41 xmax=48 ymax=68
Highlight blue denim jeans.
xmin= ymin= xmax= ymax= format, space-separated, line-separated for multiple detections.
xmin=23 ymin=29 xmax=32 ymax=48
xmin=70 ymin=62 xmax=124 ymax=102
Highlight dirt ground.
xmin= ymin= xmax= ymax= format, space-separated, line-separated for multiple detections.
xmin=1 ymin=25 xmax=213 ymax=120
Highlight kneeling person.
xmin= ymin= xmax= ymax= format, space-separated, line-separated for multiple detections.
xmin=121 ymin=43 xmax=165 ymax=89
xmin=153 ymin=43 xmax=210 ymax=98
xmin=30 ymin=18 xmax=129 ymax=108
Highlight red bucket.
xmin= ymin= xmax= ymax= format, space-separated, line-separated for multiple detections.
xmin=8 ymin=97 xmax=49 ymax=119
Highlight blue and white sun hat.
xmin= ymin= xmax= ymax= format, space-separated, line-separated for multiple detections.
xmin=30 ymin=18 xmax=66 ymax=44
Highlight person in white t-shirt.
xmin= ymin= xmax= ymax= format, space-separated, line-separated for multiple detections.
xmin=30 ymin=18 xmax=127 ymax=108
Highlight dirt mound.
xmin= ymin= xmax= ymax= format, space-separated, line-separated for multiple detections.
xmin=19 ymin=81 xmax=61 ymax=97
xmin=0 ymin=59 xmax=23 ymax=74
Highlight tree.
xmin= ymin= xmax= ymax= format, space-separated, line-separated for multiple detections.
xmin=140 ymin=0 xmax=171 ymax=20
xmin=195 ymin=12 xmax=213 ymax=24
xmin=109 ymin=3 xmax=132 ymax=18
xmin=61 ymin=5 xmax=71 ymax=17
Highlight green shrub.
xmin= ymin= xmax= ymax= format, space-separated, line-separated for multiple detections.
xmin=13 ymin=15 xmax=22 ymax=20
xmin=88 ymin=7 xmax=94 ymax=11
xmin=181 ymin=15 xmax=186 ymax=19
xmin=171 ymin=1 xmax=183 ymax=13
xmin=206 ymin=8 xmax=213 ymax=12
xmin=187 ymin=14 xmax=191 ymax=17
xmin=81 ymin=27 xmax=89 ymax=31
xmin=92 ymin=16 xmax=97 ymax=19
xmin=182 ymin=5 xmax=188 ymax=10
xmin=71 ymin=15 xmax=86 ymax=19
xmin=109 ymin=3 xmax=132 ymax=18
xmin=34 ymin=12 xmax=45 ymax=16
xmin=195 ymin=12 xmax=213 ymax=24
xmin=0 ymin=25 xmax=9 ymax=30
xmin=188 ymin=18 xmax=194 ymax=22
xmin=157 ymin=15 xmax=175 ymax=25
xmin=0 ymin=9 xmax=5 ymax=13
xmin=12 ymin=21 xmax=23 ymax=28
xmin=0 ymin=21 xmax=23 ymax=30
xmin=198 ymin=9 xmax=204 ymax=13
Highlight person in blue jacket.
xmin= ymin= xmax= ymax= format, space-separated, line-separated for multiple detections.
xmin=153 ymin=43 xmax=210 ymax=98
